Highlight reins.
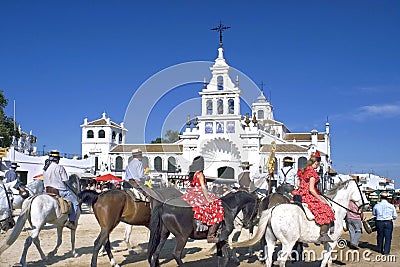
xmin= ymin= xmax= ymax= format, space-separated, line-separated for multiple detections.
xmin=322 ymin=179 xmax=366 ymax=215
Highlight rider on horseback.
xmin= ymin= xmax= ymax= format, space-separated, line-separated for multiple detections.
xmin=181 ymin=156 xmax=224 ymax=243
xmin=43 ymin=150 xmax=79 ymax=230
xmin=293 ymin=151 xmax=335 ymax=242
xmin=5 ymin=162 xmax=21 ymax=189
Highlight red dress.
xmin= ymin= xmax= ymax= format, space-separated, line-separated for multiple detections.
xmin=181 ymin=171 xmax=224 ymax=225
xmin=293 ymin=166 xmax=335 ymax=225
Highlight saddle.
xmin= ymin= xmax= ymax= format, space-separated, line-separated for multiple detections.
xmin=45 ymin=186 xmax=72 ymax=214
xmin=125 ymin=187 xmax=149 ymax=202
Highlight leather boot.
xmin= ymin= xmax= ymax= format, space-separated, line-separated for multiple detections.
xmin=318 ymin=224 xmax=333 ymax=242
xmin=207 ymin=223 xmax=220 ymax=243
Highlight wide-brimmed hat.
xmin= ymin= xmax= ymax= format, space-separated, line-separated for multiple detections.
xmin=283 ymin=157 xmax=294 ymax=163
xmin=328 ymin=167 xmax=337 ymax=175
xmin=10 ymin=162 xmax=20 ymax=168
xmin=380 ymin=192 xmax=392 ymax=198
xmin=239 ymin=161 xmax=253 ymax=168
xmin=189 ymin=156 xmax=204 ymax=172
xmin=131 ymin=148 xmax=143 ymax=157
xmin=48 ymin=150 xmax=61 ymax=158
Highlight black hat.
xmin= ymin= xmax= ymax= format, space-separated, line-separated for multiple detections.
xmin=10 ymin=162 xmax=20 ymax=169
xmin=189 ymin=156 xmax=204 ymax=172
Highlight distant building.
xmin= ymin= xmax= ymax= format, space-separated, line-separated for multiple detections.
xmin=81 ymin=44 xmax=333 ymax=187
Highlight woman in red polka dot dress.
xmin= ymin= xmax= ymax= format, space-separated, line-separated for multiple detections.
xmin=293 ymin=151 xmax=335 ymax=242
xmin=181 ymin=156 xmax=224 ymax=243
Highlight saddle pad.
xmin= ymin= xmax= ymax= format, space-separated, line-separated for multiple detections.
xmin=302 ymin=203 xmax=315 ymax=221
xmin=128 ymin=188 xmax=149 ymax=202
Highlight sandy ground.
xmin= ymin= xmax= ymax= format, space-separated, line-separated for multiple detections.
xmin=0 ymin=207 xmax=399 ymax=267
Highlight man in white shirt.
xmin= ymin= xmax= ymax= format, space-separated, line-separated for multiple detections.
xmin=277 ymin=157 xmax=298 ymax=187
xmin=124 ymin=149 xmax=147 ymax=189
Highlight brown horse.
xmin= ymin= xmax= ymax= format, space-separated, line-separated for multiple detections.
xmin=79 ymin=189 xmax=151 ymax=267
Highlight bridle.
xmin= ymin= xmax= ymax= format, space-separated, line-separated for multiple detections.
xmin=322 ymin=179 xmax=368 ymax=215
xmin=234 ymin=194 xmax=260 ymax=228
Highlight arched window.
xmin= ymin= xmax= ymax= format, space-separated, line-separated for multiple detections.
xmin=87 ymin=130 xmax=94 ymax=138
xmin=228 ymin=99 xmax=234 ymax=114
xmin=168 ymin=157 xmax=177 ymax=172
xmin=118 ymin=133 xmax=122 ymax=142
xmin=258 ymin=110 xmax=264 ymax=119
xmin=217 ymin=76 xmax=223 ymax=90
xmin=154 ymin=156 xmax=162 ymax=172
xmin=115 ymin=156 xmax=123 ymax=171
xmin=218 ymin=166 xmax=234 ymax=179
xmin=217 ymin=99 xmax=223 ymax=114
xmin=98 ymin=130 xmax=105 ymax=138
xmin=112 ymin=131 xmax=116 ymax=140
xmin=298 ymin=157 xmax=307 ymax=169
xmin=206 ymin=100 xmax=213 ymax=115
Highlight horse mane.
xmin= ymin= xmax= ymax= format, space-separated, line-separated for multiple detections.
xmin=325 ymin=179 xmax=351 ymax=198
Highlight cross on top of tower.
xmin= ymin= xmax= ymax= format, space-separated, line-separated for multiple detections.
xmin=211 ymin=21 xmax=231 ymax=48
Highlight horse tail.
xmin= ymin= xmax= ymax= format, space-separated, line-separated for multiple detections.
xmin=147 ymin=204 xmax=163 ymax=262
xmin=78 ymin=189 xmax=99 ymax=207
xmin=230 ymin=207 xmax=273 ymax=249
xmin=0 ymin=197 xmax=32 ymax=255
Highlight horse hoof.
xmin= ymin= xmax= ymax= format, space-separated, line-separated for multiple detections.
xmin=73 ymin=252 xmax=78 ymax=258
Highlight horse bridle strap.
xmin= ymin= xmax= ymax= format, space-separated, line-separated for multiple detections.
xmin=322 ymin=179 xmax=366 ymax=215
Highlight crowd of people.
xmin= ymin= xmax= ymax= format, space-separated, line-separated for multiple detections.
xmin=1 ymin=148 xmax=398 ymax=254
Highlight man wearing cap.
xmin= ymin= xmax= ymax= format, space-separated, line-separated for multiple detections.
xmin=5 ymin=162 xmax=21 ymax=189
xmin=124 ymin=149 xmax=147 ymax=189
xmin=277 ymin=157 xmax=298 ymax=188
xmin=43 ymin=150 xmax=79 ymax=230
xmin=373 ymin=192 xmax=397 ymax=254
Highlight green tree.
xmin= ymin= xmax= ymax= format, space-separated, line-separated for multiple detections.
xmin=150 ymin=130 xmax=180 ymax=144
xmin=0 ymin=90 xmax=19 ymax=147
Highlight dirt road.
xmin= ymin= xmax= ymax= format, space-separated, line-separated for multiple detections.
xmin=0 ymin=207 xmax=398 ymax=266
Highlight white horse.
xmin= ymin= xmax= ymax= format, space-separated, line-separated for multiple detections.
xmin=0 ymin=174 xmax=81 ymax=267
xmin=0 ymin=181 xmax=15 ymax=233
xmin=8 ymin=178 xmax=45 ymax=209
xmin=231 ymin=175 xmax=369 ymax=267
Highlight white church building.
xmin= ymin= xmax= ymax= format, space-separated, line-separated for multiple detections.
xmin=80 ymin=43 xmax=333 ymax=187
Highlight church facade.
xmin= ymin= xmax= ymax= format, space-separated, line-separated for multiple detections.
xmin=81 ymin=45 xmax=332 ymax=186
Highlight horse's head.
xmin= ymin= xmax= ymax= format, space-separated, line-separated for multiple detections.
xmin=239 ymin=192 xmax=259 ymax=229
xmin=327 ymin=175 xmax=369 ymax=212
xmin=67 ymin=174 xmax=81 ymax=196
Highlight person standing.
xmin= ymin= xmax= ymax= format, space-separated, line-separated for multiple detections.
xmin=43 ymin=150 xmax=79 ymax=230
xmin=293 ymin=152 xmax=335 ymax=242
xmin=5 ymin=162 xmax=21 ymax=189
xmin=346 ymin=200 xmax=363 ymax=249
xmin=373 ymin=192 xmax=397 ymax=254
xmin=181 ymin=156 xmax=224 ymax=243
xmin=124 ymin=149 xmax=147 ymax=189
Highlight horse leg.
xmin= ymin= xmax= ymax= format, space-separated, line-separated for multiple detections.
xmin=70 ymin=228 xmax=78 ymax=257
xmin=123 ymin=224 xmax=134 ymax=252
xmin=104 ymin=239 xmax=120 ymax=267
xmin=229 ymin=229 xmax=241 ymax=264
xmin=320 ymin=241 xmax=335 ymax=267
xmin=264 ymin=227 xmax=276 ymax=267
xmin=20 ymin=227 xmax=46 ymax=267
xmin=277 ymin=241 xmax=296 ymax=267
xmin=151 ymin=227 xmax=170 ymax=267
xmin=48 ymin=226 xmax=63 ymax=257
xmin=216 ymin=241 xmax=230 ymax=267
xmin=91 ymin=229 xmax=109 ymax=267
xmin=172 ymin=234 xmax=188 ymax=266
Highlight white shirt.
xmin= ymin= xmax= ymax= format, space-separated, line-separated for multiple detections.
xmin=43 ymin=162 xmax=69 ymax=190
xmin=277 ymin=166 xmax=297 ymax=186
xmin=125 ymin=158 xmax=146 ymax=181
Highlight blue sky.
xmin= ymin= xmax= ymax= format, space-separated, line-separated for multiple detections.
xmin=1 ymin=1 xmax=399 ymax=185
